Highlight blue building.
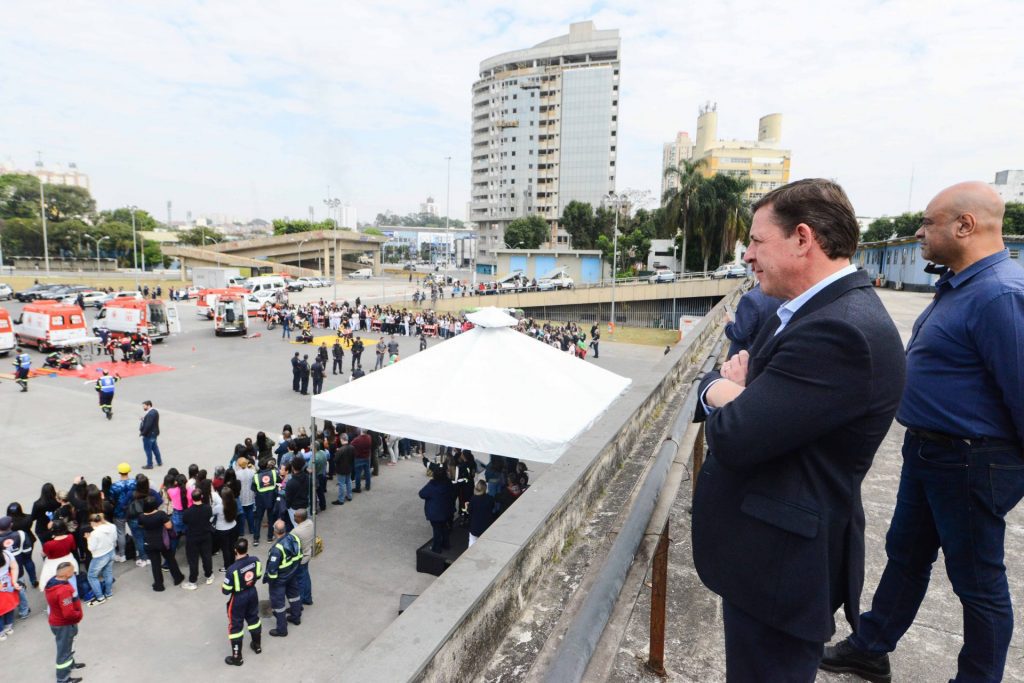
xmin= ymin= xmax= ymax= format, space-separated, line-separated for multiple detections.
xmin=855 ymin=235 xmax=1024 ymax=292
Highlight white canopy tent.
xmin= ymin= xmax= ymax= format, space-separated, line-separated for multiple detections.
xmin=310 ymin=308 xmax=631 ymax=463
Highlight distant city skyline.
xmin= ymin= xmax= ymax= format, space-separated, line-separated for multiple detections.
xmin=1 ymin=2 xmax=1021 ymax=225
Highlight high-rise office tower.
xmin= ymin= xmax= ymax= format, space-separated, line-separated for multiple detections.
xmin=470 ymin=21 xmax=621 ymax=274
xmin=661 ymin=131 xmax=694 ymax=203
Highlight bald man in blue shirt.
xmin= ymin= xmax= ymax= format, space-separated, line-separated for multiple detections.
xmin=823 ymin=182 xmax=1024 ymax=683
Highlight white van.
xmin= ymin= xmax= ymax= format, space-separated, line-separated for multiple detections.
xmin=246 ymin=276 xmax=287 ymax=295
xmin=347 ymin=268 xmax=372 ymax=279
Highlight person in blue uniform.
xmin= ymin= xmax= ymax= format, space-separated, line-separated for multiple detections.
xmin=263 ymin=520 xmax=302 ymax=637
xmin=222 ymin=538 xmax=262 ymax=666
xmin=13 ymin=347 xmax=30 ymax=392
xmin=94 ymin=370 xmax=119 ymax=419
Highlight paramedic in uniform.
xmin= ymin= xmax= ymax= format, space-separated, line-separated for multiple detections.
xmin=222 ymin=538 xmax=262 ymax=666
xmin=95 ymin=370 xmax=119 ymax=419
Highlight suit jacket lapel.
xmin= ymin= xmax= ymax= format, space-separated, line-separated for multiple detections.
xmin=785 ymin=270 xmax=872 ymax=329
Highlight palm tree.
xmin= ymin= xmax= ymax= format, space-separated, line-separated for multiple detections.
xmin=710 ymin=175 xmax=753 ymax=265
xmin=662 ymin=158 xmax=707 ymax=273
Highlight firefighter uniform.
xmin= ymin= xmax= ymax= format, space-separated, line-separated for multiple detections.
xmin=263 ymin=532 xmax=303 ymax=636
xmin=222 ymin=553 xmax=263 ymax=666
xmin=95 ymin=373 xmax=118 ymax=419
xmin=252 ymin=467 xmax=279 ymax=546
xmin=13 ymin=350 xmax=31 ymax=391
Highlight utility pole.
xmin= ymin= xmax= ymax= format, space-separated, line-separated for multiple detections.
xmin=129 ymin=206 xmax=139 ymax=289
xmin=445 ymin=156 xmax=451 ymax=280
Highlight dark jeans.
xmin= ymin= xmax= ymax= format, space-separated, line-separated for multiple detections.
xmin=214 ymin=526 xmax=240 ymax=569
xmin=254 ymin=497 xmax=275 ymax=541
xmin=185 ymin=536 xmax=213 ymax=583
xmin=722 ymin=600 xmax=821 ymax=682
xmin=297 ymin=562 xmax=312 ymax=604
xmin=353 ymin=459 xmax=371 ymax=491
xmin=429 ymin=520 xmax=451 ymax=553
xmin=142 ymin=435 xmax=162 ymax=467
xmin=238 ymin=504 xmax=256 ymax=538
xmin=146 ymin=543 xmax=184 ymax=589
xmin=316 ymin=474 xmax=327 ymax=511
xmin=51 ymin=623 xmax=78 ymax=683
xmin=850 ymin=432 xmax=1024 ymax=681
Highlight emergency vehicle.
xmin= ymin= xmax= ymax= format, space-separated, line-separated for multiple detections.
xmin=13 ymin=300 xmax=97 ymax=351
xmin=196 ymin=287 xmax=250 ymax=319
xmin=214 ymin=294 xmax=248 ymax=336
xmin=94 ymin=299 xmax=170 ymax=341
xmin=0 ymin=307 xmax=15 ymax=356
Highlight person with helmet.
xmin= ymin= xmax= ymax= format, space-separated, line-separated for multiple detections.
xmin=12 ymin=347 xmax=30 ymax=392
xmin=108 ymin=464 xmax=136 ymax=563
xmin=95 ymin=370 xmax=120 ymax=420
xmin=222 ymin=538 xmax=262 ymax=666
xmin=263 ymin=520 xmax=302 ymax=637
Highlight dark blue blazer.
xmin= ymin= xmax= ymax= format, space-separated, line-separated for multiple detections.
xmin=419 ymin=479 xmax=455 ymax=522
xmin=692 ymin=270 xmax=905 ymax=642
xmin=724 ymin=285 xmax=784 ymax=357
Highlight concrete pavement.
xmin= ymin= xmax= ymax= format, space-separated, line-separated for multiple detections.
xmin=0 ymin=290 xmax=661 ymax=681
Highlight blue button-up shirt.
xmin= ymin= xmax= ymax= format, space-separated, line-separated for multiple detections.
xmin=897 ymin=250 xmax=1024 ymax=446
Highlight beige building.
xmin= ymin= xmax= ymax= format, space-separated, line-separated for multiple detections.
xmin=692 ymin=103 xmax=791 ymax=201
xmin=0 ymin=161 xmax=90 ymax=190
xmin=470 ymin=21 xmax=621 ymax=275
xmin=661 ymin=131 xmax=694 ymax=201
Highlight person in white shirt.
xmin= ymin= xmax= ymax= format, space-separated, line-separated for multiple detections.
xmin=84 ymin=514 xmax=117 ymax=604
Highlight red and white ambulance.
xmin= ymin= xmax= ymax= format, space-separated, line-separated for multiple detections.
xmin=13 ymin=300 xmax=97 ymax=351
xmin=93 ymin=299 xmax=170 ymax=342
xmin=0 ymin=307 xmax=15 ymax=356
xmin=214 ymin=293 xmax=248 ymax=336
xmin=196 ymin=287 xmax=251 ymax=319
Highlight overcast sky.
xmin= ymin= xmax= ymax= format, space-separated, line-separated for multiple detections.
xmin=1 ymin=1 xmax=1021 ymax=224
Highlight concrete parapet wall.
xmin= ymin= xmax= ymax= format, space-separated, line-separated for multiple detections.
xmin=429 ymin=278 xmax=736 ymax=313
xmin=343 ymin=285 xmax=745 ymax=682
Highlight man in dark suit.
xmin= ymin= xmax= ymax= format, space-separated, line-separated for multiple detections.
xmin=692 ymin=179 xmax=906 ymax=681
xmin=724 ymin=284 xmax=784 ymax=357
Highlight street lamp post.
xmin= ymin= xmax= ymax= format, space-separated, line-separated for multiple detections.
xmin=129 ymin=206 xmax=139 ymax=289
xmin=445 ymin=156 xmax=451 ymax=282
xmin=82 ymin=234 xmax=110 ymax=272
xmin=39 ymin=180 xmax=51 ymax=274
xmin=297 ymin=237 xmax=310 ymax=272
xmin=604 ymin=191 xmax=627 ymax=336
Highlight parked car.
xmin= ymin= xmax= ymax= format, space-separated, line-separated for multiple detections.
xmin=316 ymin=277 xmax=333 ymax=287
xmin=648 ymin=269 xmax=677 ymax=284
xmin=0 ymin=283 xmax=12 ymax=300
xmin=60 ymin=290 xmax=108 ymax=308
xmin=402 ymin=263 xmax=416 ymax=271
xmin=286 ymin=280 xmax=304 ymax=292
xmin=711 ymin=264 xmax=748 ymax=279
xmin=347 ymin=268 xmax=372 ymax=279
xmin=536 ymin=267 xmax=575 ymax=291
xmin=294 ymin=277 xmax=320 ymax=289
xmin=16 ymin=284 xmax=64 ymax=302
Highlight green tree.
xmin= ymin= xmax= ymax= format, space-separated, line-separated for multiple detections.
xmin=363 ymin=227 xmax=384 ymax=236
xmin=272 ymin=219 xmax=337 ymax=235
xmin=98 ymin=207 xmax=161 ymax=231
xmin=0 ymin=175 xmax=41 ymax=219
xmin=43 ymin=185 xmax=95 ymax=221
xmin=561 ymin=200 xmax=596 ymax=249
xmin=861 ymin=212 xmax=923 ymax=243
xmin=710 ymin=174 xmax=753 ymax=267
xmin=177 ymin=226 xmax=224 ymax=246
xmin=504 ymin=215 xmax=548 ymax=249
xmin=1005 ymin=202 xmax=1024 ymax=234
xmin=662 ymin=158 xmax=708 ymax=272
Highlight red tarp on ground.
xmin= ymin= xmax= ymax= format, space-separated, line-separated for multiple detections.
xmin=51 ymin=361 xmax=174 ymax=379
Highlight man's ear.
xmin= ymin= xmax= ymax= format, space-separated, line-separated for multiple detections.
xmin=793 ymin=223 xmax=815 ymax=255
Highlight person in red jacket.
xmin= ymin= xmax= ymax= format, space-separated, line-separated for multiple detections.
xmin=45 ymin=562 xmax=84 ymax=683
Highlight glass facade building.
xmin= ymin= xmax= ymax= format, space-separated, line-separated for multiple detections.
xmin=470 ymin=21 xmax=620 ymax=274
